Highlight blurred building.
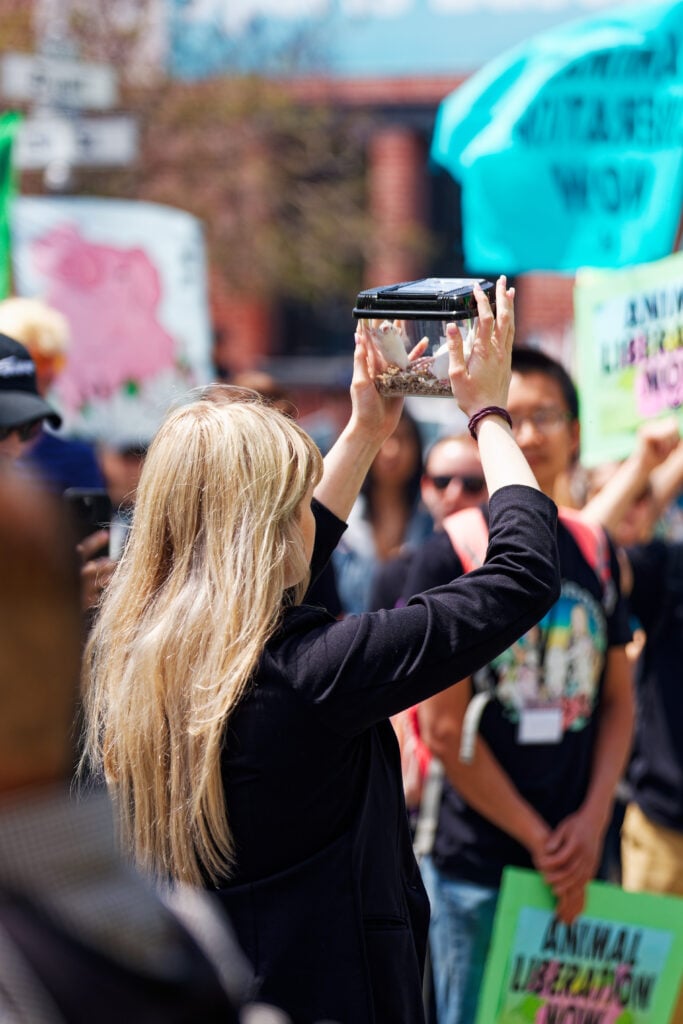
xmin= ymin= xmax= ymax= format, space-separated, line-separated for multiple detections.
xmin=164 ymin=0 xmax=619 ymax=391
xmin=6 ymin=0 xmax=655 ymax=418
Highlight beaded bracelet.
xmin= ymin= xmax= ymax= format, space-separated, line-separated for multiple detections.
xmin=467 ymin=405 xmax=513 ymax=440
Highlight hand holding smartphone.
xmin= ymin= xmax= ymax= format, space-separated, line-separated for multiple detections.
xmin=64 ymin=488 xmax=113 ymax=556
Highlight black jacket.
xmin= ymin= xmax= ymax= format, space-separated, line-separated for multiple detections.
xmin=215 ymin=487 xmax=560 ymax=1023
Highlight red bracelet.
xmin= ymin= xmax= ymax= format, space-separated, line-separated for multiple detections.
xmin=467 ymin=405 xmax=513 ymax=440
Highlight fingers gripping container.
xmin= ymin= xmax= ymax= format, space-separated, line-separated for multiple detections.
xmin=353 ymin=277 xmax=496 ymax=397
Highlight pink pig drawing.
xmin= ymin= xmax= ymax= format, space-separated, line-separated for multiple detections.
xmin=31 ymin=224 xmax=176 ymax=414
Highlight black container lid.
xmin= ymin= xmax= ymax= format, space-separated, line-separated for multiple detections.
xmin=353 ymin=277 xmax=495 ymax=320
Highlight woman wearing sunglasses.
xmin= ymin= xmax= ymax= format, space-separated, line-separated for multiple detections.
xmin=369 ymin=432 xmax=487 ymax=614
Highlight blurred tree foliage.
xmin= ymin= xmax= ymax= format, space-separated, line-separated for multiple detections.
xmin=89 ymin=76 xmax=373 ymax=303
xmin=13 ymin=0 xmax=378 ymax=305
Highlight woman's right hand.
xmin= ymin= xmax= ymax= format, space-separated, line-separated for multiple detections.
xmin=349 ymin=324 xmax=405 ymax=445
xmin=446 ymin=275 xmax=515 ymax=418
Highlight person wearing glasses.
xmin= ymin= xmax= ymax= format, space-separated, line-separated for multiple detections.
xmin=404 ymin=346 xmax=634 ymax=1024
xmin=0 ymin=334 xmax=62 ymax=463
xmin=421 ymin=434 xmax=487 ymax=526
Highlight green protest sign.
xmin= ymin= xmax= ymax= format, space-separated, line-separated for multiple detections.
xmin=574 ymin=251 xmax=683 ymax=468
xmin=476 ymin=867 xmax=683 ymax=1024
xmin=0 ymin=111 xmax=21 ymax=299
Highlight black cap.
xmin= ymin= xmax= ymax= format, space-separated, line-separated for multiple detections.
xmin=0 ymin=333 xmax=62 ymax=430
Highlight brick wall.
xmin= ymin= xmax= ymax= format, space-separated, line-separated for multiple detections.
xmin=515 ymin=272 xmax=577 ymax=372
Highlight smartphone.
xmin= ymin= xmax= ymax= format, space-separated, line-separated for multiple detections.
xmin=63 ymin=488 xmax=113 ymax=545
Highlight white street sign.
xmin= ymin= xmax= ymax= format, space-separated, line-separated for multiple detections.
xmin=15 ymin=115 xmax=138 ymax=170
xmin=1 ymin=52 xmax=117 ymax=110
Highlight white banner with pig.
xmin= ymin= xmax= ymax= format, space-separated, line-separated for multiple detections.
xmin=10 ymin=196 xmax=213 ymax=441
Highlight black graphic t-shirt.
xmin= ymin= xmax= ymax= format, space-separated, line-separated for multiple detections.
xmin=403 ymin=515 xmax=631 ymax=887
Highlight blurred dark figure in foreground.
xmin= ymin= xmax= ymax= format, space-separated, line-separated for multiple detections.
xmin=0 ymin=465 xmax=281 ymax=1024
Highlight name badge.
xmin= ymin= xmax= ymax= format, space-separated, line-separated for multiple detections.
xmin=518 ymin=702 xmax=563 ymax=745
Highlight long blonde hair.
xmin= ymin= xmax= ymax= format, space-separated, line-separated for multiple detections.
xmin=82 ymin=391 xmax=323 ymax=885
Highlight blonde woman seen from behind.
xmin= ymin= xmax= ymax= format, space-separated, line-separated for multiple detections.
xmin=82 ymin=278 xmax=560 ymax=1024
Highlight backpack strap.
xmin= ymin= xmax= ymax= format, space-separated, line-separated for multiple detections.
xmin=443 ymin=503 xmax=613 ymax=590
xmin=441 ymin=507 xmax=495 ymax=764
xmin=459 ymin=690 xmax=495 ymax=764
xmin=442 ymin=506 xmax=489 ymax=573
xmin=412 ymin=757 xmax=445 ymax=861
xmin=558 ymin=506 xmax=611 ymax=593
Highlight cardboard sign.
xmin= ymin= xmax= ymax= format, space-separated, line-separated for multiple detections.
xmin=10 ymin=195 xmax=213 ymax=441
xmin=476 ymin=867 xmax=683 ymax=1024
xmin=574 ymin=251 xmax=683 ymax=467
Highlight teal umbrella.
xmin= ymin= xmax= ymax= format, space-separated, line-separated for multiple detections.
xmin=431 ymin=0 xmax=683 ymax=274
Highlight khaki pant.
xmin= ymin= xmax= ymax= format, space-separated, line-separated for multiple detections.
xmin=621 ymin=802 xmax=683 ymax=1024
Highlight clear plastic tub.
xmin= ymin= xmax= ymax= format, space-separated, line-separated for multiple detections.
xmin=353 ymin=278 xmax=495 ymax=396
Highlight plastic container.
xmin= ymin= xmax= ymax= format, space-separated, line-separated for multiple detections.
xmin=353 ymin=277 xmax=495 ymax=396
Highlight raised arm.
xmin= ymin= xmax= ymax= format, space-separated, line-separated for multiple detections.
xmin=316 ymin=276 xmax=540 ymax=522
xmin=651 ymin=432 xmax=683 ymax=515
xmin=444 ymin=276 xmax=540 ymax=497
xmin=582 ymin=417 xmax=679 ymax=534
xmin=314 ymin=329 xmax=404 ymax=522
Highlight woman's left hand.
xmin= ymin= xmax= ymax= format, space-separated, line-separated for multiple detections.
xmin=349 ymin=324 xmax=405 ymax=443
xmin=535 ymin=807 xmax=604 ymax=896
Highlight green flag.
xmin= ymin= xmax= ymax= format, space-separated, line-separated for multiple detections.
xmin=0 ymin=111 xmax=21 ymax=299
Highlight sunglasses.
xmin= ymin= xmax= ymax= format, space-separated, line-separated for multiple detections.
xmin=428 ymin=472 xmax=486 ymax=494
xmin=0 ymin=419 xmax=44 ymax=443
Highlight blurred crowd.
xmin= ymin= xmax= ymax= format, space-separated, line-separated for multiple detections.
xmin=1 ymin=291 xmax=683 ymax=1024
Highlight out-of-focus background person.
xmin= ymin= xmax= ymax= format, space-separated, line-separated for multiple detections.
xmin=0 ymin=298 xmax=104 ymax=492
xmin=332 ymin=407 xmax=432 ymax=614
xmin=578 ymin=420 xmax=683 ymax=1024
xmin=373 ymin=431 xmax=488 ymax=829
xmin=369 ymin=431 xmax=486 ymax=613
xmin=77 ymin=432 xmax=152 ymax=613
xmin=0 ymin=332 xmax=63 ymax=464
xmin=0 ymin=463 xmax=270 ymax=1024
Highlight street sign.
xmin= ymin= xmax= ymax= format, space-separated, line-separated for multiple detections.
xmin=15 ymin=115 xmax=138 ymax=170
xmin=1 ymin=52 xmax=117 ymax=111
